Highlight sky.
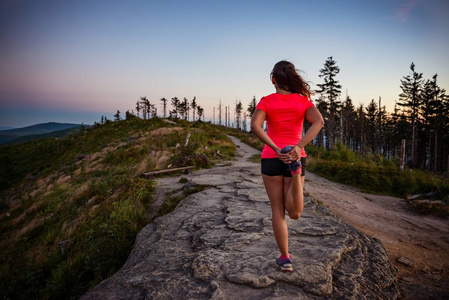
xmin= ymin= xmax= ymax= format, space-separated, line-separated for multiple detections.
xmin=1 ymin=0 xmax=448 ymax=128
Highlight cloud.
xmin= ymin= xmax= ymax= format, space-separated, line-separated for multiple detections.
xmin=392 ymin=0 xmax=422 ymax=22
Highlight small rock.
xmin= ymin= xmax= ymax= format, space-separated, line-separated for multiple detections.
xmin=400 ymin=277 xmax=414 ymax=283
xmin=397 ymin=256 xmax=415 ymax=267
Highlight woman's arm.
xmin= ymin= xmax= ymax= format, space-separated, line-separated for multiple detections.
xmin=251 ymin=109 xmax=290 ymax=162
xmin=289 ymin=106 xmax=324 ymax=160
xmin=251 ymin=109 xmax=279 ymax=153
xmin=298 ymin=106 xmax=324 ymax=148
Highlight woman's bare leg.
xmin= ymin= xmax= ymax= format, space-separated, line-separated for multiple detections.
xmin=284 ymin=174 xmax=304 ymax=219
xmin=262 ymin=175 xmax=289 ymax=256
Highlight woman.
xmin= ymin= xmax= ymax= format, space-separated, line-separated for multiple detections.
xmin=251 ymin=60 xmax=324 ymax=272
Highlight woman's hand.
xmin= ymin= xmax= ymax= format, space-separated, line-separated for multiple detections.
xmin=277 ymin=145 xmax=301 ymax=164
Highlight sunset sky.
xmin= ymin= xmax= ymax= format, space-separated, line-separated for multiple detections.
xmin=1 ymin=0 xmax=448 ymax=128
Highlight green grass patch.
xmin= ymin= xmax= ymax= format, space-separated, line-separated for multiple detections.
xmin=157 ymin=183 xmax=205 ymax=217
xmin=305 ymin=142 xmax=449 ymax=217
xmin=0 ymin=118 xmax=242 ymax=299
xmin=249 ymin=154 xmax=261 ymax=163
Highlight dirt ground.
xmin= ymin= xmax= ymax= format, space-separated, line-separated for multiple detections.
xmin=305 ymin=172 xmax=449 ymax=300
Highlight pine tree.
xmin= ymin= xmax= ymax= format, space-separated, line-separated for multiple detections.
xmin=235 ymin=100 xmax=243 ymax=130
xmin=114 ymin=110 xmax=121 ymax=122
xmin=125 ymin=110 xmax=133 ymax=120
xmin=365 ymin=99 xmax=378 ymax=153
xmin=398 ymin=62 xmax=423 ymax=166
xmin=136 ymin=101 xmax=141 ymax=118
xmin=247 ymin=96 xmax=257 ymax=118
xmin=316 ymin=56 xmax=342 ymax=149
xmin=355 ymin=104 xmax=366 ymax=154
xmin=171 ymin=97 xmax=180 ymax=119
xmin=197 ymin=106 xmax=204 ymax=121
xmin=160 ymin=97 xmax=168 ymax=118
xmin=182 ymin=97 xmax=190 ymax=120
xmin=191 ymin=97 xmax=197 ymax=121
xmin=341 ymin=96 xmax=356 ymax=149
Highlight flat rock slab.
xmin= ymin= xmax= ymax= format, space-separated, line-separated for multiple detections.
xmin=82 ymin=136 xmax=399 ymax=299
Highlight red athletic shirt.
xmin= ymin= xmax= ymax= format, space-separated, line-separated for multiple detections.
xmin=256 ymin=93 xmax=315 ymax=159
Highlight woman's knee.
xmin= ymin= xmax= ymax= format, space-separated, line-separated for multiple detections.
xmin=288 ymin=210 xmax=302 ymax=220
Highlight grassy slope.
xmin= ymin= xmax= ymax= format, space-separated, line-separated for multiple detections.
xmin=0 ymin=117 xmax=236 ymax=300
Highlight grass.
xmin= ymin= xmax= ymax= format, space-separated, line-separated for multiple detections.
xmin=249 ymin=154 xmax=261 ymax=163
xmin=221 ymin=127 xmax=264 ymax=151
xmin=228 ymin=130 xmax=449 ymax=217
xmin=305 ymin=143 xmax=449 ymax=217
xmin=156 ymin=183 xmax=206 ymax=217
xmin=0 ymin=117 xmax=237 ymax=300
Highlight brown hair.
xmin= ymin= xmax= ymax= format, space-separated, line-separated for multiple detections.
xmin=270 ymin=60 xmax=312 ymax=98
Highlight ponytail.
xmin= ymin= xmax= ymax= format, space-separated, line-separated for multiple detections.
xmin=270 ymin=60 xmax=312 ymax=99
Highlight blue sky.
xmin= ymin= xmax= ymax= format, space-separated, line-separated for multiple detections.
xmin=1 ymin=0 xmax=448 ymax=127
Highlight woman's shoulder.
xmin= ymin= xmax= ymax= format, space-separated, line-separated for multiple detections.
xmin=263 ymin=93 xmax=278 ymax=100
xmin=262 ymin=93 xmax=311 ymax=103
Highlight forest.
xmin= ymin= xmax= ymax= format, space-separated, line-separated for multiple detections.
xmin=313 ymin=57 xmax=449 ymax=173
xmin=107 ymin=56 xmax=448 ymax=174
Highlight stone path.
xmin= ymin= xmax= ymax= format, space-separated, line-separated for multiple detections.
xmin=81 ymin=136 xmax=399 ymax=299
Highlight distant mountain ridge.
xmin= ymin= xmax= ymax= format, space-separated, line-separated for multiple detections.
xmin=0 ymin=122 xmax=87 ymax=145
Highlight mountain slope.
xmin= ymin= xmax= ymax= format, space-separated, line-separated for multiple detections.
xmin=0 ymin=117 xmax=236 ymax=300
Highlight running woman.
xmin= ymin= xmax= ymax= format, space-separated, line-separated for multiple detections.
xmin=251 ymin=60 xmax=324 ymax=272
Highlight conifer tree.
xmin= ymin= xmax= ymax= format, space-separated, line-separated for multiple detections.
xmin=160 ymin=97 xmax=168 ymax=118
xmin=355 ymin=104 xmax=366 ymax=154
xmin=341 ymin=96 xmax=356 ymax=149
xmin=182 ymin=97 xmax=190 ymax=120
xmin=136 ymin=101 xmax=141 ymax=118
xmin=247 ymin=96 xmax=257 ymax=118
xmin=398 ymin=62 xmax=423 ymax=166
xmin=316 ymin=56 xmax=342 ymax=149
xmin=171 ymin=97 xmax=180 ymax=119
xmin=235 ymin=100 xmax=243 ymax=130
xmin=191 ymin=97 xmax=197 ymax=121
xmin=114 ymin=110 xmax=121 ymax=122
xmin=365 ymin=99 xmax=378 ymax=153
xmin=197 ymin=106 xmax=204 ymax=121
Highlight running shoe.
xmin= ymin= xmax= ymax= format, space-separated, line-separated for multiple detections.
xmin=276 ymin=256 xmax=293 ymax=272
xmin=280 ymin=145 xmax=302 ymax=175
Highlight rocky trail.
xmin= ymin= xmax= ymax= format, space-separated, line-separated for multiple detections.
xmin=81 ymin=136 xmax=401 ymax=299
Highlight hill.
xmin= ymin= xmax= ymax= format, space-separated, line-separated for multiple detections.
xmin=0 ymin=117 xmax=236 ymax=299
xmin=0 ymin=122 xmax=86 ymax=145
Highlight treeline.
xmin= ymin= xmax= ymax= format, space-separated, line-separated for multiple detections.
xmin=96 ymin=96 xmax=206 ymax=126
xmin=99 ymin=95 xmax=258 ymax=133
xmin=313 ymin=56 xmax=449 ymax=173
xmin=98 ymin=57 xmax=448 ymax=174
xmin=210 ymin=97 xmax=257 ymax=132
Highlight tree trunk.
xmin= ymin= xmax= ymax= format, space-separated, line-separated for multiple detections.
xmin=400 ymin=139 xmax=406 ymax=171
xmin=434 ymin=132 xmax=438 ymax=172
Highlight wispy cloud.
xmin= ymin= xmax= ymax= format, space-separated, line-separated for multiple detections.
xmin=392 ymin=0 xmax=422 ymax=22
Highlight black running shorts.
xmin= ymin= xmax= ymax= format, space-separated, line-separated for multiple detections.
xmin=261 ymin=157 xmax=306 ymax=177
